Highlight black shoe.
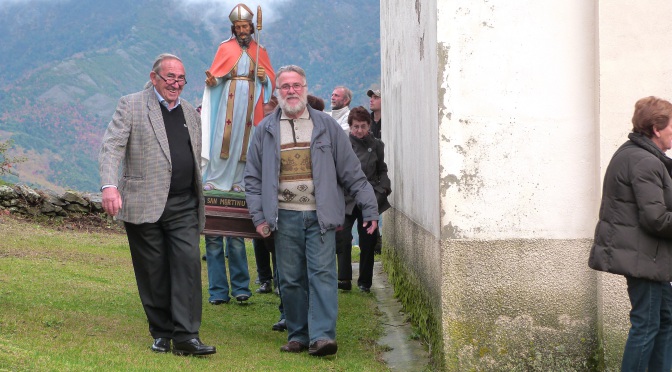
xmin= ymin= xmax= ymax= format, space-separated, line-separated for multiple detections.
xmin=308 ymin=339 xmax=338 ymax=356
xmin=209 ymin=299 xmax=229 ymax=305
xmin=358 ymin=285 xmax=371 ymax=293
xmin=201 ymin=254 xmax=207 ymax=261
xmin=338 ymin=280 xmax=352 ymax=291
xmin=150 ymin=337 xmax=171 ymax=353
xmin=172 ymin=338 xmax=216 ymax=356
xmin=272 ymin=318 xmax=287 ymax=332
xmin=235 ymin=294 xmax=250 ymax=303
xmin=256 ymin=281 xmax=272 ymax=294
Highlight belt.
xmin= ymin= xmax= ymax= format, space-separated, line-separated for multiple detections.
xmin=230 ymin=76 xmax=254 ymax=81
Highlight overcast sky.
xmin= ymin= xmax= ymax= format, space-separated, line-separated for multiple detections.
xmin=172 ymin=0 xmax=294 ymax=39
xmin=1 ymin=0 xmax=293 ymax=36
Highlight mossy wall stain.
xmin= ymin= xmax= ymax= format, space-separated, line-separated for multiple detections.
xmin=384 ymin=244 xmax=446 ymax=371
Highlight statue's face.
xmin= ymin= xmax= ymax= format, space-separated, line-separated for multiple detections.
xmin=233 ymin=21 xmax=252 ymax=41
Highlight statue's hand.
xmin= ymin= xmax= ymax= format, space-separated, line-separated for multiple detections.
xmin=257 ymin=66 xmax=266 ymax=83
xmin=205 ymin=70 xmax=217 ymax=87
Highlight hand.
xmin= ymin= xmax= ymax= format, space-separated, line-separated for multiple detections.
xmin=102 ymin=187 xmax=122 ymax=217
xmin=257 ymin=66 xmax=266 ymax=82
xmin=256 ymin=222 xmax=271 ymax=238
xmin=363 ymin=220 xmax=378 ymax=235
xmin=205 ymin=70 xmax=217 ymax=87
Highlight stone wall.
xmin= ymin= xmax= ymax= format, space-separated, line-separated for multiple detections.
xmin=0 ymin=184 xmax=105 ymax=217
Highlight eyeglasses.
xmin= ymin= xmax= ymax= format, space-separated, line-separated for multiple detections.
xmin=278 ymin=83 xmax=306 ymax=92
xmin=156 ymin=73 xmax=187 ymax=86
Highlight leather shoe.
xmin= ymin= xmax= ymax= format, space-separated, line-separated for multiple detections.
xmin=150 ymin=337 xmax=171 ymax=353
xmin=338 ymin=280 xmax=352 ymax=291
xmin=308 ymin=339 xmax=338 ymax=356
xmin=358 ymin=285 xmax=371 ymax=293
xmin=209 ymin=299 xmax=229 ymax=305
xmin=235 ymin=294 xmax=250 ymax=302
xmin=272 ymin=318 xmax=287 ymax=332
xmin=280 ymin=340 xmax=308 ymax=353
xmin=172 ymin=338 xmax=216 ymax=356
xmin=256 ymin=281 xmax=272 ymax=294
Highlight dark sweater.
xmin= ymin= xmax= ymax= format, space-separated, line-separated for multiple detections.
xmin=370 ymin=111 xmax=381 ymax=139
xmin=160 ymin=104 xmax=194 ymax=195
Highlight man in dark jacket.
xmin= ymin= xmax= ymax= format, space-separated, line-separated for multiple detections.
xmin=368 ymin=88 xmax=382 ymax=139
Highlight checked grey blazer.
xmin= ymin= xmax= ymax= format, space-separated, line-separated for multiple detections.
xmin=99 ymin=88 xmax=205 ymax=230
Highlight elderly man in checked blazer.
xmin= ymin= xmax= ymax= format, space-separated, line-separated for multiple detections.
xmin=99 ymin=53 xmax=215 ymax=356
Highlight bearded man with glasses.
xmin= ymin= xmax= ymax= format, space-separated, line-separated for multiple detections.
xmin=244 ymin=65 xmax=379 ymax=357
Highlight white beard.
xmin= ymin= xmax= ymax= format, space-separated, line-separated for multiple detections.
xmin=279 ymin=93 xmax=308 ymax=117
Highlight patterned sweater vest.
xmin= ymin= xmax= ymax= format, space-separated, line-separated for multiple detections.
xmin=278 ymin=116 xmax=316 ymax=211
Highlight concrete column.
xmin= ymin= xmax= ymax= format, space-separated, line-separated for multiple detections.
xmin=597 ymin=0 xmax=672 ymax=367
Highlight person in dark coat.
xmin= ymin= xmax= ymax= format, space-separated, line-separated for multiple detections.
xmin=589 ymin=96 xmax=672 ymax=372
xmin=336 ymin=106 xmax=391 ymax=292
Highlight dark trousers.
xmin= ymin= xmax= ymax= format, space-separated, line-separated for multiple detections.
xmin=336 ymin=206 xmax=377 ymax=288
xmin=254 ymin=238 xmax=284 ymax=319
xmin=253 ymin=238 xmax=276 ymax=283
xmin=124 ymin=192 xmax=202 ymax=343
xmin=622 ymin=276 xmax=672 ymax=372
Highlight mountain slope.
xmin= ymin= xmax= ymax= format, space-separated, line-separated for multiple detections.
xmin=0 ymin=0 xmax=380 ymax=192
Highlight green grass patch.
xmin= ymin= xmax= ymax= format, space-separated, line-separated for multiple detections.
xmin=0 ymin=216 xmax=387 ymax=371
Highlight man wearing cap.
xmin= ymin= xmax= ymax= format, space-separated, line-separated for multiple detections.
xmin=367 ymin=88 xmax=384 ymax=254
xmin=367 ymin=88 xmax=382 ymax=139
xmin=330 ymin=86 xmax=352 ymax=132
xmin=200 ymin=3 xmax=276 ymax=306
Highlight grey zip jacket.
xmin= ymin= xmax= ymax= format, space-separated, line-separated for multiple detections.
xmin=244 ymin=106 xmax=379 ymax=233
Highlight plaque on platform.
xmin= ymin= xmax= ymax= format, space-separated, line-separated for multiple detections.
xmin=203 ymin=190 xmax=259 ymax=238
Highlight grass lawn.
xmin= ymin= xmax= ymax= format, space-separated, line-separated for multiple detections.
xmin=0 ymin=215 xmax=387 ymax=371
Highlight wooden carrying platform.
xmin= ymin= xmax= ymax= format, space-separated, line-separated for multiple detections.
xmin=203 ymin=190 xmax=260 ymax=238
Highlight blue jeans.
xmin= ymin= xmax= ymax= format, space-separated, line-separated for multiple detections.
xmin=621 ymin=276 xmax=672 ymax=372
xmin=275 ymin=209 xmax=337 ymax=345
xmin=205 ymin=236 xmax=251 ymax=302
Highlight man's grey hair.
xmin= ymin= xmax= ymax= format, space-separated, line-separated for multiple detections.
xmin=275 ymin=65 xmax=307 ymax=85
xmin=334 ymin=85 xmax=352 ymax=105
xmin=151 ymin=53 xmax=182 ymax=74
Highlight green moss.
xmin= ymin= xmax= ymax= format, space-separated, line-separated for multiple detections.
xmin=382 ymin=241 xmax=601 ymax=371
xmin=382 ymin=245 xmax=446 ymax=371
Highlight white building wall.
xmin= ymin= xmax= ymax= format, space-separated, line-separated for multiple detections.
xmin=382 ymin=0 xmax=440 ymax=237
xmin=439 ymin=1 xmax=598 ymax=240
xmin=382 ymin=0 xmax=672 ymax=369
